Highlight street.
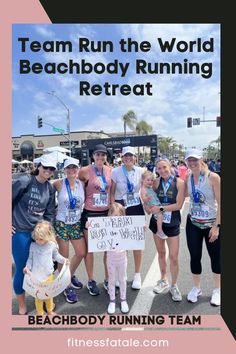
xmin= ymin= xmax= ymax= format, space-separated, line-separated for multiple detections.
xmin=12 ymin=199 xmax=220 ymax=316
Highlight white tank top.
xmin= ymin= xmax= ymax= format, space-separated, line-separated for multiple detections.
xmin=56 ymin=178 xmax=85 ymax=224
xmin=187 ymin=172 xmax=218 ymax=228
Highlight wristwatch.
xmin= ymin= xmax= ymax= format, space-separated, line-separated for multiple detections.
xmin=216 ymin=224 xmax=221 ymax=228
xmin=160 ymin=206 xmax=164 ymax=212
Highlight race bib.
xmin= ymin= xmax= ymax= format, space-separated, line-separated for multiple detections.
xmin=65 ymin=209 xmax=81 ymax=224
xmin=163 ymin=211 xmax=172 ymax=224
xmin=92 ymin=193 xmax=108 ymax=207
xmin=191 ymin=204 xmax=210 ymax=219
xmin=123 ymin=192 xmax=140 ymax=208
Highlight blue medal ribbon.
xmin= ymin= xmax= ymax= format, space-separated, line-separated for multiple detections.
xmin=122 ymin=165 xmax=134 ymax=193
xmin=65 ymin=178 xmax=77 ymax=209
xmin=161 ymin=175 xmax=174 ymax=203
xmin=94 ymin=167 xmax=107 ymax=193
xmin=191 ymin=174 xmax=203 ymax=203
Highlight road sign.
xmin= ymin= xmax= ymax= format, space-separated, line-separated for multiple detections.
xmin=193 ymin=118 xmax=200 ymax=125
xmin=53 ymin=127 xmax=65 ymax=134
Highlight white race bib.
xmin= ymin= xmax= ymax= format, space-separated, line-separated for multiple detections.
xmin=65 ymin=209 xmax=81 ymax=224
xmin=123 ymin=192 xmax=140 ymax=208
xmin=191 ymin=204 xmax=210 ymax=220
xmin=163 ymin=211 xmax=172 ymax=224
xmin=92 ymin=193 xmax=108 ymax=207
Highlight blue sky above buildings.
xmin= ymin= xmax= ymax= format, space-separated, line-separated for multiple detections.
xmin=12 ymin=23 xmax=220 ymax=149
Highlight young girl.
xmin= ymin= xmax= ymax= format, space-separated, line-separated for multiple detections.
xmin=23 ymin=220 xmax=69 ymax=316
xmin=106 ymin=203 xmax=129 ymax=314
xmin=141 ymin=171 xmax=167 ymax=239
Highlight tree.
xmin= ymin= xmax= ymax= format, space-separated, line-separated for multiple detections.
xmin=135 ymin=120 xmax=153 ymax=162
xmin=122 ymin=110 xmax=137 ymax=136
xmin=136 ymin=120 xmax=153 ymax=135
xmin=157 ymin=135 xmax=176 ymax=158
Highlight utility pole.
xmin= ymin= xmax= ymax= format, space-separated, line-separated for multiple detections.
xmin=47 ymin=91 xmax=71 ymax=156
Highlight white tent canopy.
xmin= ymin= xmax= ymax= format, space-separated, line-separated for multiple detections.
xmin=12 ymin=159 xmax=20 ymax=164
xmin=19 ymin=159 xmax=33 ymax=164
xmin=43 ymin=146 xmax=71 ymax=154
xmin=33 ymin=151 xmax=70 ymax=165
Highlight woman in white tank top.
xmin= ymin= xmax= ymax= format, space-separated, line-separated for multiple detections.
xmin=53 ymin=158 xmax=86 ymax=304
xmin=185 ymin=149 xmax=221 ymax=307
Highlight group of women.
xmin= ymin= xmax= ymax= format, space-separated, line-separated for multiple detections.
xmin=12 ymin=145 xmax=221 ymax=314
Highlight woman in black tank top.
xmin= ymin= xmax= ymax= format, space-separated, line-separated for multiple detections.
xmin=145 ymin=158 xmax=185 ymax=302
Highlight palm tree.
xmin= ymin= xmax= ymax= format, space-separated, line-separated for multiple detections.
xmin=136 ymin=120 xmax=153 ymax=162
xmin=136 ymin=120 xmax=153 ymax=136
xmin=122 ymin=110 xmax=137 ymax=136
xmin=157 ymin=135 xmax=176 ymax=158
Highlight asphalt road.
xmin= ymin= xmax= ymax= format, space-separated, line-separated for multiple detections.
xmin=12 ymin=199 xmax=220 ymax=316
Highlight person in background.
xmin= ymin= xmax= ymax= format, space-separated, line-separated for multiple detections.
xmin=12 ymin=154 xmax=57 ymax=315
xmin=178 ymin=160 xmax=188 ymax=181
xmin=110 ymin=146 xmax=145 ymax=290
xmin=145 ymin=158 xmax=185 ymax=302
xmin=185 ymin=149 xmax=221 ymax=306
xmin=23 ymin=220 xmax=69 ymax=316
xmin=53 ymin=158 xmax=85 ymax=304
xmin=79 ymin=144 xmax=112 ymax=296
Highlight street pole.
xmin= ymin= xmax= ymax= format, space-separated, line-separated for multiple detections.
xmin=47 ymin=91 xmax=71 ymax=156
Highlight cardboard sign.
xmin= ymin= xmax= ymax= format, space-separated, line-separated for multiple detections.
xmin=23 ymin=262 xmax=71 ymax=300
xmin=88 ymin=215 xmax=146 ymax=252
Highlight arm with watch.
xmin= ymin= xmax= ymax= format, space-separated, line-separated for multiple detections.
xmin=145 ymin=178 xmax=185 ymax=215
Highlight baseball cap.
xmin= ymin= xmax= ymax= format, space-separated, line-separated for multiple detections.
xmin=64 ymin=158 xmax=80 ymax=169
xmin=185 ymin=148 xmax=203 ymax=160
xmin=40 ymin=155 xmax=57 ymax=169
xmin=121 ymin=146 xmax=135 ymax=156
xmin=93 ymin=144 xmax=108 ymax=154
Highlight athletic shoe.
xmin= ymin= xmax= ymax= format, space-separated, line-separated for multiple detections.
xmin=131 ymin=273 xmax=141 ymax=290
xmin=120 ymin=301 xmax=129 ymax=313
xmin=71 ymin=275 xmax=83 ymax=289
xmin=64 ymin=287 xmax=78 ymax=303
xmin=187 ymin=287 xmax=202 ymax=303
xmin=103 ymin=279 xmax=109 ymax=292
xmin=169 ymin=284 xmax=182 ymax=301
xmin=107 ymin=302 xmax=116 ymax=314
xmin=210 ymin=288 xmax=220 ymax=306
xmin=87 ymin=280 xmax=100 ymax=296
xmin=153 ymin=279 xmax=169 ymax=294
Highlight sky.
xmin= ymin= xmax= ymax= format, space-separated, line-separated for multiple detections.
xmin=12 ymin=23 xmax=220 ymax=150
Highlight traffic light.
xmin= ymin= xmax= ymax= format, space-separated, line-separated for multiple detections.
xmin=37 ymin=116 xmax=43 ymax=128
xmin=216 ymin=116 xmax=221 ymax=127
xmin=187 ymin=117 xmax=192 ymax=128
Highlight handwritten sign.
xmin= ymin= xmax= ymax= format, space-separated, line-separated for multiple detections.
xmin=88 ymin=215 xmax=146 ymax=252
xmin=23 ymin=262 xmax=71 ymax=300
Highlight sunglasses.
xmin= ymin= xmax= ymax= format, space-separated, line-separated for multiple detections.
xmin=41 ymin=165 xmax=55 ymax=172
xmin=66 ymin=165 xmax=78 ymax=169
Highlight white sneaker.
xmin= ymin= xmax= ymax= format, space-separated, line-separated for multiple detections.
xmin=170 ymin=284 xmax=182 ymax=301
xmin=131 ymin=273 xmax=141 ymax=290
xmin=121 ymin=301 xmax=129 ymax=313
xmin=107 ymin=302 xmax=116 ymax=314
xmin=210 ymin=288 xmax=221 ymax=306
xmin=187 ymin=287 xmax=202 ymax=303
xmin=153 ymin=279 xmax=169 ymax=294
